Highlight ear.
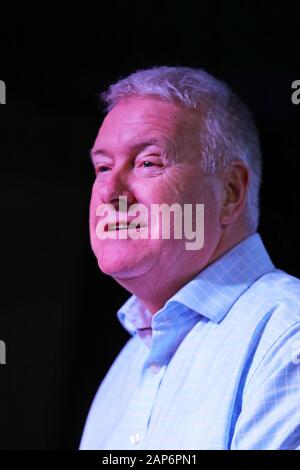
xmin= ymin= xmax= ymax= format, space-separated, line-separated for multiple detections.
xmin=220 ymin=161 xmax=250 ymax=227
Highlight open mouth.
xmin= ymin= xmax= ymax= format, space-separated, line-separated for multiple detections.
xmin=104 ymin=222 xmax=146 ymax=232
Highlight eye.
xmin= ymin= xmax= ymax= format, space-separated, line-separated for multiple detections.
xmin=142 ymin=161 xmax=156 ymax=168
xmin=140 ymin=157 xmax=165 ymax=169
xmin=96 ymin=165 xmax=110 ymax=174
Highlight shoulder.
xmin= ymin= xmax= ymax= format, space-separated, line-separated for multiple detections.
xmin=245 ymin=268 xmax=300 ymax=327
xmin=241 ymin=269 xmax=300 ymax=389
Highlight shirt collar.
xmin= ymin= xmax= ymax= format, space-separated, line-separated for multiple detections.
xmin=117 ymin=233 xmax=275 ymax=335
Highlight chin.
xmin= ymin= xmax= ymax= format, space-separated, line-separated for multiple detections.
xmin=95 ymin=248 xmax=154 ymax=280
xmin=95 ymin=252 xmax=125 ymax=274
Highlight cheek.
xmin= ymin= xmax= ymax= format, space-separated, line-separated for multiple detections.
xmin=89 ymin=184 xmax=101 ymax=241
xmin=201 ymin=191 xmax=223 ymax=245
xmin=89 ymin=181 xmax=103 ymax=215
xmin=89 ymin=189 xmax=96 ymax=226
xmin=142 ymin=174 xmax=186 ymax=206
xmin=160 ymin=171 xmax=189 ymax=200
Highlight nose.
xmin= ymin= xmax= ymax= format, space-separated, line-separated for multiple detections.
xmin=98 ymin=169 xmax=135 ymax=210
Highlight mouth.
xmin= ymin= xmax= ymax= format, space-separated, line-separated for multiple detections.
xmin=104 ymin=221 xmax=147 ymax=232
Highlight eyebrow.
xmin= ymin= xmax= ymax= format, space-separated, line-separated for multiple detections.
xmin=89 ymin=139 xmax=164 ymax=163
xmin=89 ymin=148 xmax=112 ymax=164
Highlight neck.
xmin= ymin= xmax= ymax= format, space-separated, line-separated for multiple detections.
xmin=115 ymin=225 xmax=252 ymax=315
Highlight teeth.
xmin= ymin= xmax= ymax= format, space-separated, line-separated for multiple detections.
xmin=108 ymin=222 xmax=128 ymax=231
xmin=107 ymin=222 xmax=145 ymax=231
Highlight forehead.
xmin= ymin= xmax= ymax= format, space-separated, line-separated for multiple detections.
xmin=94 ymin=97 xmax=194 ymax=151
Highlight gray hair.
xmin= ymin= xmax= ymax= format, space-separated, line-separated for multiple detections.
xmin=101 ymin=66 xmax=262 ymax=232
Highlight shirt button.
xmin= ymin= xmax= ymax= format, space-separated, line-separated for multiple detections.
xmin=150 ymin=363 xmax=161 ymax=374
xmin=130 ymin=433 xmax=140 ymax=445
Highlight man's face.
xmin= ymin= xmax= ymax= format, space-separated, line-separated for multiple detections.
xmin=89 ymin=97 xmax=224 ymax=285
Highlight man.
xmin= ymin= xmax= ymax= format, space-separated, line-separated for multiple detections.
xmin=80 ymin=66 xmax=300 ymax=450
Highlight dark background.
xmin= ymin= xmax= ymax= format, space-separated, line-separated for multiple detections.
xmin=0 ymin=1 xmax=299 ymax=449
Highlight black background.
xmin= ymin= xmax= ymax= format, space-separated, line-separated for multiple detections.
xmin=0 ymin=1 xmax=299 ymax=449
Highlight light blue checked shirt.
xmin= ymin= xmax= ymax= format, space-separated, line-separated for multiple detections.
xmin=80 ymin=233 xmax=300 ymax=450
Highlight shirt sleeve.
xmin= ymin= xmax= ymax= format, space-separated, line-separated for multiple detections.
xmin=231 ymin=322 xmax=300 ymax=450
